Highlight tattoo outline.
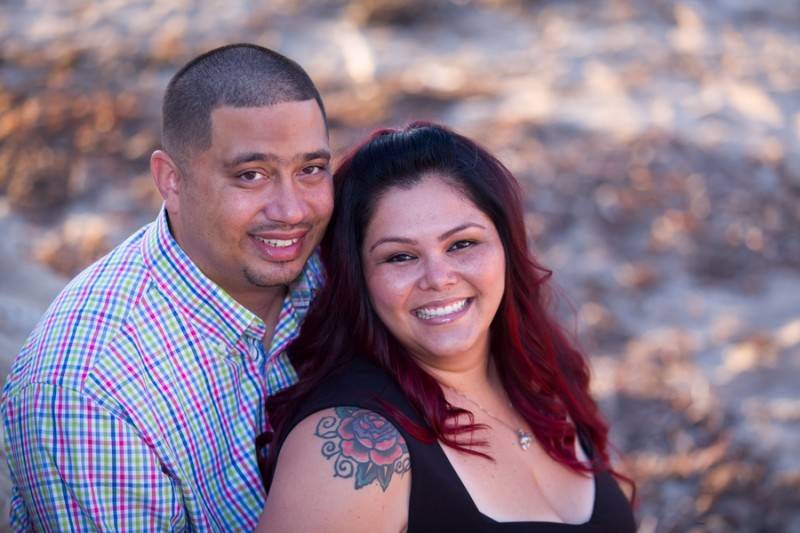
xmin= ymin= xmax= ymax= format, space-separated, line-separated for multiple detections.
xmin=315 ymin=407 xmax=411 ymax=492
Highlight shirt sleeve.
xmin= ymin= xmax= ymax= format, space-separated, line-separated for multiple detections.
xmin=3 ymin=383 xmax=185 ymax=532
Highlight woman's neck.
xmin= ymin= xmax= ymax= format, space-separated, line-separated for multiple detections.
xmin=418 ymin=353 xmax=504 ymax=400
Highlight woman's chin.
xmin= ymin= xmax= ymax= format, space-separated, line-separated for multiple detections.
xmin=410 ymin=341 xmax=488 ymax=370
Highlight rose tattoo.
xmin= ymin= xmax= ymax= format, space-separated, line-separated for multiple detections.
xmin=315 ymin=407 xmax=410 ymax=491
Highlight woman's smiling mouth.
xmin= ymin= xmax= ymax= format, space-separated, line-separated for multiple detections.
xmin=412 ymin=298 xmax=473 ymax=322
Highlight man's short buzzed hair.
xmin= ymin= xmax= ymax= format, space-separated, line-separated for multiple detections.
xmin=162 ymin=43 xmax=327 ymax=168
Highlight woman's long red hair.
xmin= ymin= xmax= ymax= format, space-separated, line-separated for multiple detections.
xmin=263 ymin=122 xmax=631 ymax=489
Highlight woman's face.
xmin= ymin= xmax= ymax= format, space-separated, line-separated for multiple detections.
xmin=361 ymin=174 xmax=506 ymax=372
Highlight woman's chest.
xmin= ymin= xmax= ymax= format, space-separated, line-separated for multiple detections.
xmin=438 ymin=437 xmax=596 ymax=525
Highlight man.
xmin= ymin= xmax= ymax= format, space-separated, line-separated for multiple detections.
xmin=1 ymin=43 xmax=332 ymax=531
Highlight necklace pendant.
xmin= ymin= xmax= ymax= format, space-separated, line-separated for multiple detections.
xmin=517 ymin=429 xmax=533 ymax=450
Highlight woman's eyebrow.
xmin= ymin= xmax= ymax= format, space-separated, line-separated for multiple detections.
xmin=438 ymin=223 xmax=486 ymax=241
xmin=368 ymin=237 xmax=416 ymax=253
xmin=368 ymin=222 xmax=487 ymax=253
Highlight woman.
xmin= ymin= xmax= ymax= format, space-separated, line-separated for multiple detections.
xmin=257 ymin=123 xmax=636 ymax=532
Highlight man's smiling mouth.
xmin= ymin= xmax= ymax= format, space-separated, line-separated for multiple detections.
xmin=253 ymin=236 xmax=300 ymax=248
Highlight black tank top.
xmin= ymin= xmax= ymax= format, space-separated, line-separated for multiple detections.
xmin=268 ymin=358 xmax=637 ymax=532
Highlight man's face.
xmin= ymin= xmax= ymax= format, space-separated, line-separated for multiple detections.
xmin=171 ymin=100 xmax=332 ymax=304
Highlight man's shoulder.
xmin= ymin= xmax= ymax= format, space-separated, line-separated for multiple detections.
xmin=58 ymin=224 xmax=152 ymax=310
xmin=4 ymin=224 xmax=158 ymax=395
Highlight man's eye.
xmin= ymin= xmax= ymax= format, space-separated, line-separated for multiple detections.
xmin=238 ymin=171 xmax=266 ymax=182
xmin=302 ymin=165 xmax=324 ymax=175
xmin=449 ymin=240 xmax=476 ymax=251
xmin=386 ymin=253 xmax=415 ymax=264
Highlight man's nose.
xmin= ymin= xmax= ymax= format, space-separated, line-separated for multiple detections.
xmin=264 ymin=180 xmax=307 ymax=226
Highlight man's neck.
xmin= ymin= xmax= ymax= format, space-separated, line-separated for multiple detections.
xmin=234 ymin=286 xmax=288 ymax=346
xmin=261 ymin=289 xmax=287 ymax=349
xmin=165 ymin=209 xmax=290 ymax=339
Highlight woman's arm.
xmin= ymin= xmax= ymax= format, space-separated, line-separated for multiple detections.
xmin=257 ymin=407 xmax=411 ymax=533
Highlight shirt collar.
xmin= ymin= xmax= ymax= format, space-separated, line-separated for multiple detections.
xmin=141 ymin=207 xmax=260 ymax=346
xmin=141 ymin=207 xmax=324 ymax=349
xmin=287 ymin=246 xmax=324 ymax=317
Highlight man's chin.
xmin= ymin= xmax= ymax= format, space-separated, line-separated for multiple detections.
xmin=243 ymin=263 xmax=304 ymax=289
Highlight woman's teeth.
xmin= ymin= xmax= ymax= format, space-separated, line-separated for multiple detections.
xmin=415 ymin=299 xmax=468 ymax=320
xmin=255 ymin=236 xmax=299 ymax=248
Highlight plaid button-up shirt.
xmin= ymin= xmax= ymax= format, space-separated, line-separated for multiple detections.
xmin=1 ymin=208 xmax=324 ymax=531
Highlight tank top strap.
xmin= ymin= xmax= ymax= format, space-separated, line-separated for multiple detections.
xmin=269 ymin=358 xmax=485 ymax=531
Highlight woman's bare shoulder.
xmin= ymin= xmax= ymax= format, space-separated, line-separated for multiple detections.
xmin=258 ymin=407 xmax=411 ymax=533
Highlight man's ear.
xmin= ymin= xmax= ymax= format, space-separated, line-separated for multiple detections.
xmin=150 ymin=150 xmax=183 ymax=214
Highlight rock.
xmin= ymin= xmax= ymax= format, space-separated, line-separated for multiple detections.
xmin=32 ymin=214 xmax=111 ymax=276
xmin=6 ymin=142 xmax=72 ymax=212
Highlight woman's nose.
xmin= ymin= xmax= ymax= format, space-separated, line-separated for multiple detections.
xmin=418 ymin=255 xmax=458 ymax=291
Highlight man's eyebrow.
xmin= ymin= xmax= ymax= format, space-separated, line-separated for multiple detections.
xmin=302 ymin=149 xmax=332 ymax=162
xmin=223 ymin=152 xmax=277 ymax=169
xmin=223 ymin=149 xmax=331 ymax=169
xmin=367 ymin=223 xmax=487 ymax=253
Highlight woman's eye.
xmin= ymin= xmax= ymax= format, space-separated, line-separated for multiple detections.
xmin=386 ymin=253 xmax=415 ymax=264
xmin=449 ymin=240 xmax=476 ymax=252
xmin=238 ymin=170 xmax=266 ymax=182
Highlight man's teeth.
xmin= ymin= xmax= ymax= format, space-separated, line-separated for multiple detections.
xmin=255 ymin=236 xmax=299 ymax=248
xmin=415 ymin=299 xmax=468 ymax=320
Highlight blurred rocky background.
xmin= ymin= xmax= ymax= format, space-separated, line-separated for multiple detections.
xmin=1 ymin=0 xmax=799 ymax=531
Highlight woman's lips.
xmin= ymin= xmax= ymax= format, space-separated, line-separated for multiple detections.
xmin=412 ymin=297 xmax=473 ymax=324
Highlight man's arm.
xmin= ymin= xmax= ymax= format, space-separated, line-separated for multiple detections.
xmin=258 ymin=407 xmax=411 ymax=533
xmin=3 ymin=383 xmax=184 ymax=532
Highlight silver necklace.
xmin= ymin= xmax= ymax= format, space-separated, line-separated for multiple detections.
xmin=445 ymin=387 xmax=534 ymax=450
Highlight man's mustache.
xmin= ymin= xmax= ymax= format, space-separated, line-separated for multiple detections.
xmin=248 ymin=223 xmax=314 ymax=233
